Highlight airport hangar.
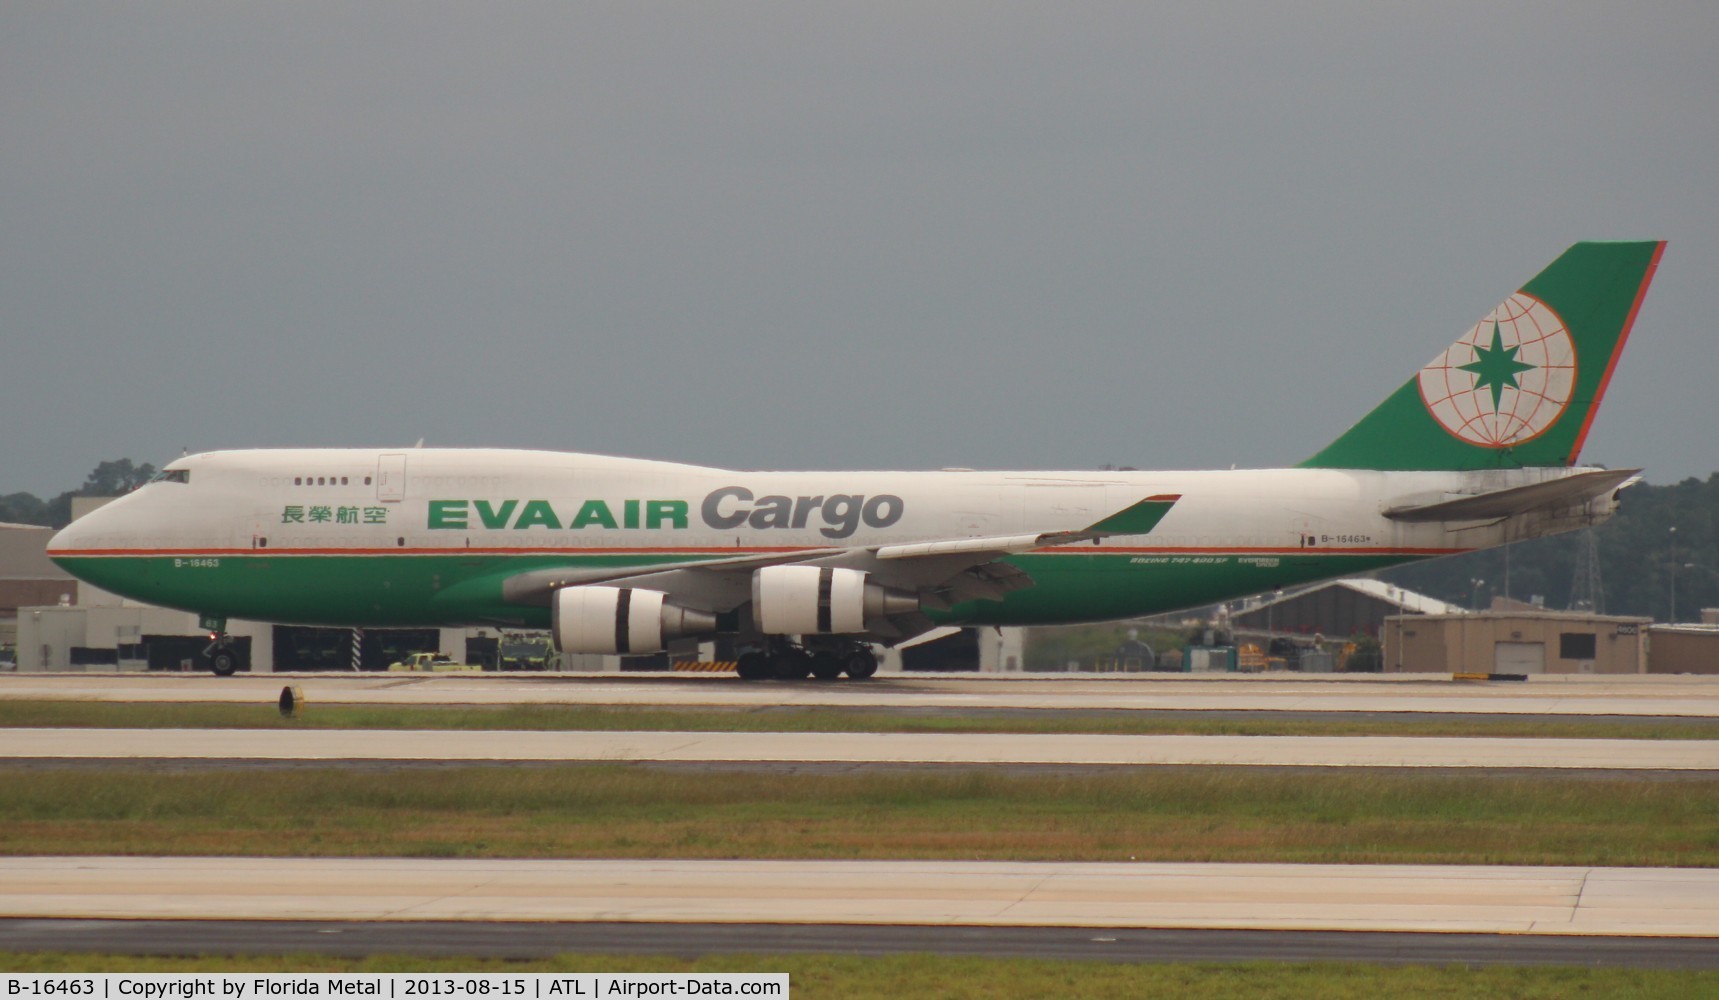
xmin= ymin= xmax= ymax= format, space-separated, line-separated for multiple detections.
xmin=1222 ymin=576 xmax=1717 ymax=675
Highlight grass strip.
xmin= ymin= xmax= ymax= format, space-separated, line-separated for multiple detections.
xmin=2 ymin=700 xmax=1715 ymax=740
xmin=3 ymin=952 xmax=1714 ymax=998
xmin=4 ymin=765 xmax=1717 ymax=866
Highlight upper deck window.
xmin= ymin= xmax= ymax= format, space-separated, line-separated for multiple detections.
xmin=151 ymin=469 xmax=191 ymax=485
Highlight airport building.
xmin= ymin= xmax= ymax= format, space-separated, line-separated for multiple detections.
xmin=1645 ymin=624 xmax=1719 ymax=674
xmin=0 ymin=523 xmax=81 ymax=666
xmin=1382 ymin=610 xmax=1651 ymax=674
xmin=1230 ymin=578 xmax=1466 ymax=639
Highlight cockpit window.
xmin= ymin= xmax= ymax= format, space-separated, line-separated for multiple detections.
xmin=151 ymin=469 xmax=191 ymax=485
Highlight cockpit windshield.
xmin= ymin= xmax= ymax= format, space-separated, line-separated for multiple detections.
xmin=150 ymin=468 xmax=191 ymax=485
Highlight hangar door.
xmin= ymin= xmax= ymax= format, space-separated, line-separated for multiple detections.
xmin=1494 ymin=641 xmax=1545 ymax=674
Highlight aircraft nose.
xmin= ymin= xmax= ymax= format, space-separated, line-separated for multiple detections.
xmin=46 ymin=506 xmax=108 ymax=562
xmin=46 ymin=520 xmax=86 ymax=564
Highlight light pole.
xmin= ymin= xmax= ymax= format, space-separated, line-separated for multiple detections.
xmin=1266 ymin=587 xmax=1283 ymax=657
xmin=1470 ymin=578 xmax=1486 ymax=610
xmin=1669 ymin=526 xmax=1678 ymax=623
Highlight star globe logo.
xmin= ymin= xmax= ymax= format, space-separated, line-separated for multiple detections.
xmin=1417 ymin=292 xmax=1576 ymax=448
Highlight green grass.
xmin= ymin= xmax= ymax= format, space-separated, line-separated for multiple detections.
xmin=3 ymin=699 xmax=1715 ymax=740
xmin=3 ymin=952 xmax=1714 ymax=998
xmin=5 ymin=765 xmax=1717 ymax=866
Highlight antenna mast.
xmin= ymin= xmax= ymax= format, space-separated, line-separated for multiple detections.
xmin=1567 ymin=528 xmax=1605 ymax=614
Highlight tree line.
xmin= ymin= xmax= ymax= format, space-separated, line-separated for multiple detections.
xmin=0 ymin=460 xmax=157 ymax=529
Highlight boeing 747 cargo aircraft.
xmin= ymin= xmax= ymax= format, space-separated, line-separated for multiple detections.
xmin=48 ymin=241 xmax=1664 ymax=679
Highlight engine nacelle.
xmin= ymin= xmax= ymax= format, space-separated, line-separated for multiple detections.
xmin=752 ymin=565 xmax=919 ymax=635
xmin=552 ymin=586 xmax=718 ymax=655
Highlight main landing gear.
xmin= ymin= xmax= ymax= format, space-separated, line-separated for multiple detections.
xmin=736 ymin=638 xmax=878 ymax=681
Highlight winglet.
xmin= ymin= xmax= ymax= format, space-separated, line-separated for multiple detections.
xmin=873 ymin=494 xmax=1180 ymax=562
xmin=1083 ymin=494 xmax=1181 ymax=537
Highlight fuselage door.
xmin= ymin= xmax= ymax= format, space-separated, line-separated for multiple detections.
xmin=376 ymin=453 xmax=408 ymax=502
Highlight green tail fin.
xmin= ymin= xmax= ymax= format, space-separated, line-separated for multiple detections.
xmin=1300 ymin=241 xmax=1664 ymax=471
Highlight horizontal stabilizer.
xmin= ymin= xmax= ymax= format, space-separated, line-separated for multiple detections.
xmin=1382 ymin=468 xmax=1639 ymax=522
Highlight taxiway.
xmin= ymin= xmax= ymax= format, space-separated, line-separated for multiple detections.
xmin=5 ymin=857 xmax=1718 ymax=938
xmin=5 ymin=726 xmax=1718 ymax=769
xmin=6 ymin=672 xmax=1719 ymax=717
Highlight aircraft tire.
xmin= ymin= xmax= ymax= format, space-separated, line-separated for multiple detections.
xmin=210 ymin=649 xmax=239 ymax=677
xmin=809 ymin=652 xmax=844 ymax=681
xmin=735 ymin=651 xmax=770 ymax=681
xmin=845 ymin=649 xmax=878 ymax=680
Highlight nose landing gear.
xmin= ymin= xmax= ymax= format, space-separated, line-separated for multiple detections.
xmin=199 ymin=615 xmax=242 ymax=676
xmin=204 ymin=637 xmax=241 ymax=676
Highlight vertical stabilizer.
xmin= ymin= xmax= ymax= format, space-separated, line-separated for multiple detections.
xmin=1301 ymin=241 xmax=1664 ymax=471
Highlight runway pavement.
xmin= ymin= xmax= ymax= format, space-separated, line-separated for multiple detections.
xmin=6 ymin=857 xmax=1718 ymax=938
xmin=10 ymin=919 xmax=1719 ymax=968
xmin=7 ymin=671 xmax=1719 ymax=717
xmin=5 ymin=726 xmax=1719 ymax=768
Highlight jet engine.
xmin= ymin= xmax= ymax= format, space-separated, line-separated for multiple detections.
xmin=752 ymin=565 xmax=919 ymax=635
xmin=552 ymin=586 xmax=718 ymax=654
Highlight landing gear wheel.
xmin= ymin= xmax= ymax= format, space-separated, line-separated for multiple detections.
xmin=844 ymin=649 xmax=878 ymax=680
xmin=210 ymin=649 xmax=239 ymax=677
xmin=809 ymin=652 xmax=845 ymax=681
xmin=736 ymin=651 xmax=771 ymax=681
xmin=772 ymin=647 xmax=813 ymax=680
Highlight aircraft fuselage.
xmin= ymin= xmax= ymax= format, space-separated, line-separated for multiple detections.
xmin=46 ymin=447 xmax=1618 ymax=630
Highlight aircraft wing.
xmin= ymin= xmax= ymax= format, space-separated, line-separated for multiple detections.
xmin=498 ymin=494 xmax=1180 ymax=643
xmin=846 ymin=494 xmax=1182 ymax=609
xmin=1381 ymin=468 xmax=1640 ymax=522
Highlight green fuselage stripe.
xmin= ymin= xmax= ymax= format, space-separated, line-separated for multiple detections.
xmin=54 ymin=548 xmax=1441 ymax=629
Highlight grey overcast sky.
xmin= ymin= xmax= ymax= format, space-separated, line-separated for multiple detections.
xmin=2 ymin=2 xmax=1715 ymax=495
